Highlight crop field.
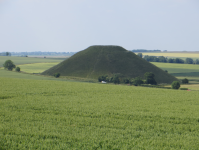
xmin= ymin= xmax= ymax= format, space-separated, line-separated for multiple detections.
xmin=142 ymin=52 xmax=199 ymax=59
xmin=1 ymin=76 xmax=199 ymax=149
xmin=17 ymin=62 xmax=59 ymax=73
xmin=151 ymin=62 xmax=199 ymax=76
xmin=0 ymin=56 xmax=64 ymax=67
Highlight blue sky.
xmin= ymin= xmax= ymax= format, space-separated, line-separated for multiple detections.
xmin=0 ymin=0 xmax=199 ymax=52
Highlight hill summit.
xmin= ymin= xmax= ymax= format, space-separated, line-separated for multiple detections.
xmin=42 ymin=45 xmax=177 ymax=84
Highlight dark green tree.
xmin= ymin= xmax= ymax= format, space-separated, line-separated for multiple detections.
xmin=144 ymin=72 xmax=157 ymax=85
xmin=185 ymin=58 xmax=193 ymax=64
xmin=113 ymin=75 xmax=120 ymax=84
xmin=54 ymin=73 xmax=60 ymax=78
xmin=133 ymin=77 xmax=143 ymax=86
xmin=98 ymin=75 xmax=108 ymax=82
xmin=195 ymin=59 xmax=199 ymax=64
xmin=174 ymin=58 xmax=184 ymax=64
xmin=3 ymin=60 xmax=16 ymax=71
xmin=171 ymin=81 xmax=180 ymax=89
xmin=182 ymin=78 xmax=189 ymax=84
xmin=15 ymin=67 xmax=20 ymax=72
xmin=6 ymin=52 xmax=10 ymax=56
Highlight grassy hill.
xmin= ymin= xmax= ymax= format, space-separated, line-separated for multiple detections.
xmin=42 ymin=45 xmax=178 ymax=84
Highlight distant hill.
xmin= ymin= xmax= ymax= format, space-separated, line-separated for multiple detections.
xmin=42 ymin=45 xmax=178 ymax=84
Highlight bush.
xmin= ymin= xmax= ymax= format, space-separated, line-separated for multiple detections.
xmin=54 ymin=73 xmax=60 ymax=78
xmin=180 ymin=88 xmax=188 ymax=90
xmin=182 ymin=78 xmax=189 ymax=84
xmin=3 ymin=60 xmax=16 ymax=71
xmin=171 ymin=81 xmax=180 ymax=89
xmin=15 ymin=67 xmax=20 ymax=72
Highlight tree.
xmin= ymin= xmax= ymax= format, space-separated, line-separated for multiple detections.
xmin=6 ymin=52 xmax=10 ymax=56
xmin=144 ymin=72 xmax=157 ymax=85
xmin=54 ymin=73 xmax=60 ymax=78
xmin=137 ymin=53 xmax=142 ymax=58
xmin=182 ymin=78 xmax=189 ymax=84
xmin=175 ymin=58 xmax=184 ymax=64
xmin=171 ymin=81 xmax=180 ymax=89
xmin=133 ymin=77 xmax=143 ymax=86
xmin=113 ymin=75 xmax=120 ymax=84
xmin=185 ymin=58 xmax=193 ymax=64
xmin=98 ymin=75 xmax=108 ymax=82
xmin=3 ymin=60 xmax=16 ymax=71
xmin=15 ymin=67 xmax=20 ymax=72
xmin=195 ymin=59 xmax=199 ymax=64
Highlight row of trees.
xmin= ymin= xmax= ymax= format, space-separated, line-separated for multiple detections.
xmin=139 ymin=54 xmax=198 ymax=64
xmin=98 ymin=72 xmax=157 ymax=85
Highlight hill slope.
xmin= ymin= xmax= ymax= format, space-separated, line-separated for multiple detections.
xmin=42 ymin=45 xmax=178 ymax=84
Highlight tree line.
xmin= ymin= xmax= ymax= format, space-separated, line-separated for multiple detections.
xmin=98 ymin=72 xmax=157 ymax=86
xmin=137 ymin=53 xmax=198 ymax=64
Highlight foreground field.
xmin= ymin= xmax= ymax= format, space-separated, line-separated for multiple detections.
xmin=1 ymin=77 xmax=199 ymax=149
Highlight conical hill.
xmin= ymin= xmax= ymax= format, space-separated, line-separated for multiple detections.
xmin=42 ymin=45 xmax=178 ymax=84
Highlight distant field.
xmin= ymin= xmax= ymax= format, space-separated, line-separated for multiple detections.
xmin=1 ymin=77 xmax=199 ymax=149
xmin=0 ymin=56 xmax=64 ymax=67
xmin=142 ymin=52 xmax=199 ymax=59
xmin=151 ymin=62 xmax=199 ymax=74
xmin=17 ymin=62 xmax=59 ymax=73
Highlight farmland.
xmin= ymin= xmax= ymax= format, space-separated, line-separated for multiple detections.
xmin=142 ymin=52 xmax=199 ymax=59
xmin=1 ymin=76 xmax=199 ymax=149
xmin=0 ymin=56 xmax=64 ymax=67
xmin=17 ymin=62 xmax=59 ymax=74
xmin=151 ymin=62 xmax=199 ymax=74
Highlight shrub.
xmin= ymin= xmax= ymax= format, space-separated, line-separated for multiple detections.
xmin=182 ymin=78 xmax=189 ymax=84
xmin=171 ymin=81 xmax=180 ymax=89
xmin=54 ymin=73 xmax=60 ymax=78
xmin=3 ymin=60 xmax=16 ymax=71
xmin=180 ymin=88 xmax=188 ymax=90
xmin=15 ymin=67 xmax=20 ymax=72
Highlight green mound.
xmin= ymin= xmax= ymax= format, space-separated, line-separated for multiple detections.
xmin=42 ymin=45 xmax=178 ymax=84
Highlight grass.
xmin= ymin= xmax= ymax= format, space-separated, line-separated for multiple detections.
xmin=1 ymin=77 xmax=199 ymax=149
xmin=17 ymin=62 xmax=59 ymax=73
xmin=0 ymin=56 xmax=64 ymax=67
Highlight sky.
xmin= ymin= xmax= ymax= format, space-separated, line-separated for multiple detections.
xmin=0 ymin=0 xmax=199 ymax=52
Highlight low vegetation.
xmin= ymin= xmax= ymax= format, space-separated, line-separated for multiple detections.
xmin=1 ymin=77 xmax=199 ymax=149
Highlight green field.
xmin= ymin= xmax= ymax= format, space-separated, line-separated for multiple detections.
xmin=17 ymin=62 xmax=59 ymax=73
xmin=0 ymin=56 xmax=64 ymax=67
xmin=1 ymin=76 xmax=199 ymax=149
xmin=151 ymin=62 xmax=199 ymax=76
